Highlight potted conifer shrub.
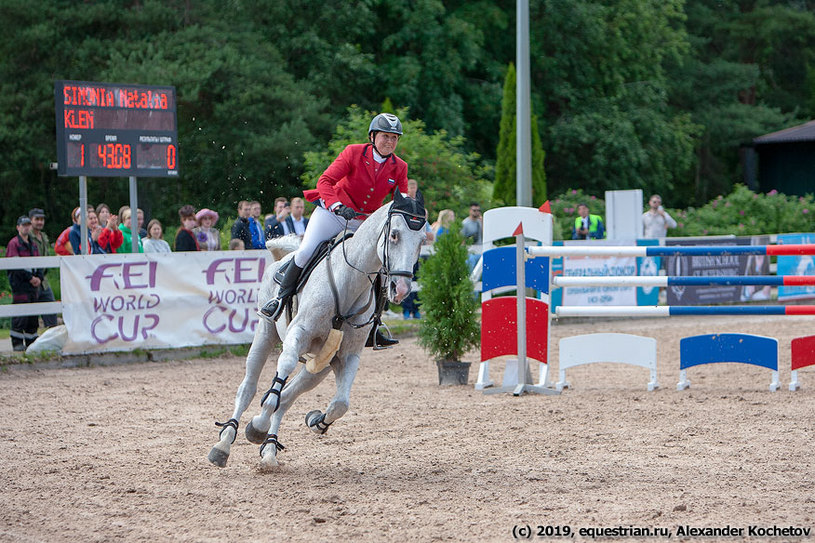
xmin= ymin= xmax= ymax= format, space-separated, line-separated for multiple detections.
xmin=417 ymin=227 xmax=481 ymax=385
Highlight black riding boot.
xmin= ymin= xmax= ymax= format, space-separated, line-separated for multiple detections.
xmin=365 ymin=278 xmax=399 ymax=348
xmin=366 ymin=326 xmax=399 ymax=348
xmin=259 ymin=262 xmax=304 ymax=322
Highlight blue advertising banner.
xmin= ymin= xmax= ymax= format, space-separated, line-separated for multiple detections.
xmin=777 ymin=233 xmax=815 ymax=301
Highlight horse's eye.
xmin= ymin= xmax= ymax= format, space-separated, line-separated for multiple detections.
xmin=389 ymin=231 xmax=399 ymax=243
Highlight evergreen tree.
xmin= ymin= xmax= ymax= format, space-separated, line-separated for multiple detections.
xmin=493 ymin=63 xmax=547 ymax=207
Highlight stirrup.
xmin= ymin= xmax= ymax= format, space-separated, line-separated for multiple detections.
xmin=367 ymin=326 xmax=398 ymax=350
xmin=258 ymin=296 xmax=287 ymax=323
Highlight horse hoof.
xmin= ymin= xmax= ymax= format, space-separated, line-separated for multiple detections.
xmin=245 ymin=420 xmax=268 ymax=444
xmin=305 ymin=410 xmax=329 ymax=435
xmin=207 ymin=446 xmax=230 ymax=468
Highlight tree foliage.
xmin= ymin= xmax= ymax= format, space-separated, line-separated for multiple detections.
xmin=493 ymin=63 xmax=547 ymax=208
xmin=2 ymin=0 xmax=815 ymax=241
xmin=302 ymin=107 xmax=492 ymax=222
xmin=417 ymin=227 xmax=480 ymax=362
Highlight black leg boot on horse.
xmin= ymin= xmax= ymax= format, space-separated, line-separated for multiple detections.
xmin=259 ymin=262 xmax=304 ymax=322
xmin=365 ymin=275 xmax=399 ymax=349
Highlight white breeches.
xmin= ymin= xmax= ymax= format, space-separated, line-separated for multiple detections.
xmin=293 ymin=205 xmax=364 ymax=268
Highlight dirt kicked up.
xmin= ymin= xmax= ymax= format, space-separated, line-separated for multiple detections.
xmin=1 ymin=314 xmax=814 ymax=542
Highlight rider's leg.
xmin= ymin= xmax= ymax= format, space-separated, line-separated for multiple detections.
xmin=259 ymin=206 xmax=348 ymax=321
xmin=365 ymin=274 xmax=399 ymax=348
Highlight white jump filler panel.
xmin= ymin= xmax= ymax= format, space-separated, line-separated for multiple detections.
xmin=557 ymin=333 xmax=659 ymax=391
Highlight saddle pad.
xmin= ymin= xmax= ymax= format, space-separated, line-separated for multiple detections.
xmin=274 ymin=232 xmax=354 ymax=293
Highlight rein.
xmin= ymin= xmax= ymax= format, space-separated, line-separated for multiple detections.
xmin=326 ymin=203 xmax=426 ymax=331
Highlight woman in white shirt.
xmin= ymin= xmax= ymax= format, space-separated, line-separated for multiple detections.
xmin=142 ymin=219 xmax=172 ymax=253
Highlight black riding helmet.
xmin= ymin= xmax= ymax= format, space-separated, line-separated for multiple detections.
xmin=368 ymin=113 xmax=403 ymax=157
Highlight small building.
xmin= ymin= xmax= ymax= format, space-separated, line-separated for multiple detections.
xmin=745 ymin=120 xmax=815 ymax=196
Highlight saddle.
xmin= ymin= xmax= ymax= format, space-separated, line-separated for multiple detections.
xmin=274 ymin=232 xmax=354 ymax=294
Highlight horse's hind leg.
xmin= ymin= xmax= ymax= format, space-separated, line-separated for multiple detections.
xmin=256 ymin=362 xmax=333 ymax=467
xmin=306 ymin=353 xmax=360 ymax=435
xmin=208 ymin=320 xmax=280 ymax=468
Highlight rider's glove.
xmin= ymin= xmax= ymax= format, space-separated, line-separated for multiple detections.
xmin=334 ymin=205 xmax=358 ymax=221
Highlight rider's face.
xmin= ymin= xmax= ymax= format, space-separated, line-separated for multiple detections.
xmin=373 ymin=132 xmax=399 ymax=155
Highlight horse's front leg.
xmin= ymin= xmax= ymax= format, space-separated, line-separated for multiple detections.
xmin=306 ymin=352 xmax=361 ymax=435
xmin=208 ymin=320 xmax=279 ymax=467
xmin=255 ymin=323 xmax=311 ymax=467
xmin=255 ymin=361 xmax=333 ymax=468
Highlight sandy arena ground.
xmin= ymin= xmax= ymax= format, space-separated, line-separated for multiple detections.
xmin=1 ymin=315 xmax=814 ymax=542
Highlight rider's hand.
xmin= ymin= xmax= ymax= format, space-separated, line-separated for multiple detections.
xmin=334 ymin=205 xmax=357 ymax=221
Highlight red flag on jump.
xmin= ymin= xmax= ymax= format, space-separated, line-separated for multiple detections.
xmin=539 ymin=201 xmax=551 ymax=214
xmin=512 ymin=222 xmax=524 ymax=236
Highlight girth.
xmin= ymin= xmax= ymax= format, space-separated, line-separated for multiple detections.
xmin=274 ymin=232 xmax=354 ymax=294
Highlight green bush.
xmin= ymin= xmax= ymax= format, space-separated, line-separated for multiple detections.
xmin=417 ymin=229 xmax=480 ymax=362
xmin=547 ymin=184 xmax=815 ymax=239
xmin=672 ymin=184 xmax=815 ymax=237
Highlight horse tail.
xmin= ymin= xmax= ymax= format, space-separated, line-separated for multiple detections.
xmin=266 ymin=234 xmax=301 ymax=262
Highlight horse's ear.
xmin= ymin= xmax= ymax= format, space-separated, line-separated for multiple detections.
xmin=415 ymin=189 xmax=425 ymax=207
xmin=394 ymin=189 xmax=406 ymax=203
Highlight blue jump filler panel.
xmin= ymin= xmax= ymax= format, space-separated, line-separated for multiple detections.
xmin=482 ymin=246 xmax=549 ymax=293
xmin=680 ymin=333 xmax=778 ymax=371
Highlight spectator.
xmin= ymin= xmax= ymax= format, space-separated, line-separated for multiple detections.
xmin=27 ymin=208 xmax=57 ymax=329
xmin=572 ymin=203 xmax=605 ymax=240
xmin=407 ymin=178 xmax=420 ymax=198
xmin=194 ymin=208 xmax=221 ymax=251
xmin=70 ymin=208 xmax=105 ymax=254
xmin=54 ymin=207 xmax=81 ymax=255
xmin=143 ymin=219 xmax=172 ymax=253
xmin=400 ymin=203 xmax=433 ymax=320
xmin=5 ymin=216 xmax=44 ymax=351
xmin=642 ymin=194 xmax=677 ymax=239
xmin=230 ymin=200 xmax=253 ymax=249
xmin=228 ymin=238 xmax=245 ymax=250
xmin=248 ymin=201 xmax=265 ymax=249
xmin=137 ymin=208 xmax=148 ymax=239
xmin=174 ymin=205 xmax=200 ymax=251
xmin=117 ymin=208 xmax=144 ymax=253
xmin=97 ymin=211 xmax=123 ymax=253
xmin=96 ymin=203 xmax=111 ymax=227
xmin=264 ymin=197 xmax=290 ymax=239
xmin=431 ymin=209 xmax=455 ymax=238
xmin=269 ymin=197 xmax=309 ymax=238
xmin=461 ymin=202 xmax=483 ymax=245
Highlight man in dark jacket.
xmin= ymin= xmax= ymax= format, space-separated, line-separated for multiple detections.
xmin=230 ymin=200 xmax=253 ymax=249
xmin=28 ymin=208 xmax=58 ymax=328
xmin=5 ymin=216 xmax=45 ymax=351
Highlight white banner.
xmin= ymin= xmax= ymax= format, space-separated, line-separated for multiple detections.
xmin=561 ymin=255 xmax=638 ymax=306
xmin=60 ymin=251 xmax=272 ymax=354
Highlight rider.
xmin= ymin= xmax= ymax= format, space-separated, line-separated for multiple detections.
xmin=259 ymin=113 xmax=409 ymax=346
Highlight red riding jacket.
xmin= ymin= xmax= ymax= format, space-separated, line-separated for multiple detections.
xmin=303 ymin=143 xmax=408 ymax=216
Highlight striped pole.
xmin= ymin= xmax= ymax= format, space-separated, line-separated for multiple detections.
xmin=556 ymin=305 xmax=815 ymax=318
xmin=528 ymin=244 xmax=815 ymax=258
xmin=553 ymin=275 xmax=815 ymax=287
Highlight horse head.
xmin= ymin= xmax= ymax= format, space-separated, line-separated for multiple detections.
xmin=377 ymin=190 xmax=427 ymax=304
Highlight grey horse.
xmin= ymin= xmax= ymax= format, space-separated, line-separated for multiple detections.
xmin=208 ymin=194 xmax=427 ymax=469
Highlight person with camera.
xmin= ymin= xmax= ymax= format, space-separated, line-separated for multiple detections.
xmin=642 ymin=194 xmax=677 ymax=238
xmin=259 ymin=113 xmax=409 ymax=347
xmin=572 ymin=203 xmax=606 ymax=240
